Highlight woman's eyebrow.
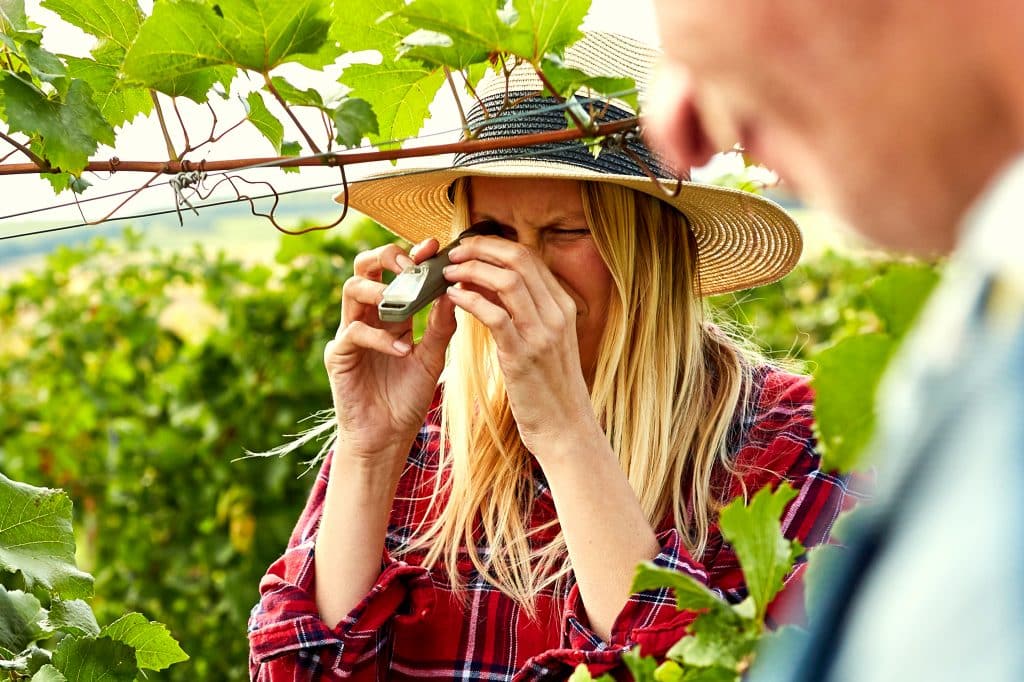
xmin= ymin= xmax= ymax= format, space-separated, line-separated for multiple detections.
xmin=470 ymin=213 xmax=588 ymax=229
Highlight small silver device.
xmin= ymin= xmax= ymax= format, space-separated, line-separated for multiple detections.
xmin=378 ymin=223 xmax=504 ymax=323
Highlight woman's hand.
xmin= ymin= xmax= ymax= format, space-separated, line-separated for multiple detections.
xmin=442 ymin=236 xmax=597 ymax=459
xmin=324 ymin=239 xmax=456 ymax=465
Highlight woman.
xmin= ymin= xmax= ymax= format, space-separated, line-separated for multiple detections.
xmin=248 ymin=33 xmax=855 ymax=681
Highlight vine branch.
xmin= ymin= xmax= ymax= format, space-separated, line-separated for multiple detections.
xmin=0 ymin=117 xmax=640 ymax=176
xmin=150 ymin=91 xmax=179 ymax=161
xmin=0 ymin=130 xmax=48 ymax=169
xmin=443 ymin=66 xmax=472 ymax=137
xmin=263 ymin=74 xmax=322 ymax=154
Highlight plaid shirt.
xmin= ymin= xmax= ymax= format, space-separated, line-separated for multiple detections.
xmin=248 ymin=368 xmax=862 ymax=680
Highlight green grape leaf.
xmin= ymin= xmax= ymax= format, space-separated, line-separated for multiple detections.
xmin=64 ymin=44 xmax=152 ymax=128
xmin=332 ymin=97 xmax=378 ymax=147
xmin=341 ymin=59 xmax=444 ymax=144
xmin=0 ymin=473 xmax=93 ymax=601
xmin=666 ymin=611 xmax=756 ymax=670
xmin=100 ymin=613 xmax=189 ymax=671
xmin=40 ymin=0 xmax=143 ymax=52
xmin=31 ymin=665 xmax=68 ymax=682
xmin=245 ymin=91 xmax=283 ymax=154
xmin=718 ymin=484 xmax=800 ymax=621
xmin=398 ymin=28 xmax=492 ymax=70
xmin=281 ymin=140 xmax=301 ymax=173
xmin=622 ymin=647 xmax=659 ymax=682
xmin=123 ymin=0 xmax=331 ymax=100
xmin=21 ymin=43 xmax=68 ymax=86
xmin=398 ymin=0 xmax=511 ymax=66
xmin=865 ymin=264 xmax=939 ymax=339
xmin=0 ymin=0 xmax=28 ymax=32
xmin=653 ymin=660 xmax=683 ymax=682
xmin=0 ymin=586 xmax=46 ymax=653
xmin=568 ymin=663 xmax=614 ymax=682
xmin=813 ymin=333 xmax=896 ymax=472
xmin=745 ymin=625 xmax=807 ymax=680
xmin=679 ymin=666 xmax=738 ymax=682
xmin=632 ymin=563 xmax=725 ymax=613
xmin=538 ymin=56 xmax=636 ymax=109
xmin=269 ymin=76 xmax=325 ymax=109
xmin=503 ymin=0 xmax=590 ymax=62
xmin=330 ymin=0 xmax=409 ymax=61
xmin=45 ymin=599 xmax=100 ymax=637
xmin=0 ymin=73 xmax=115 ymax=174
xmin=50 ymin=636 xmax=138 ymax=682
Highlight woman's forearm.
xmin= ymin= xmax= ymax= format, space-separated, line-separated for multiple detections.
xmin=537 ymin=422 xmax=661 ymax=641
xmin=313 ymin=448 xmax=405 ymax=628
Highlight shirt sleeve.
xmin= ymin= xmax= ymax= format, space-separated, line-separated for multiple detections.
xmin=519 ymin=370 xmax=865 ymax=679
xmin=246 ymin=448 xmax=437 ymax=681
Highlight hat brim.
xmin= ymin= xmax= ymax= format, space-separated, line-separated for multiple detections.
xmin=337 ymin=159 xmax=802 ymax=297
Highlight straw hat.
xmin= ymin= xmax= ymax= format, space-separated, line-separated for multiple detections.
xmin=339 ymin=32 xmax=802 ymax=296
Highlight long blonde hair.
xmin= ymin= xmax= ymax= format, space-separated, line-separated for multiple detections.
xmin=401 ymin=179 xmax=757 ymax=615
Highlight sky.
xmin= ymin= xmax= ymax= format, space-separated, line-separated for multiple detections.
xmin=1 ymin=0 xmax=668 ymax=235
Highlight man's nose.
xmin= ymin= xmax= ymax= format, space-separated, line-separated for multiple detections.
xmin=645 ymin=61 xmax=718 ymax=174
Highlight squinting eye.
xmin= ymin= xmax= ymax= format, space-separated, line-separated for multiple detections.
xmin=550 ymin=229 xmax=591 ymax=238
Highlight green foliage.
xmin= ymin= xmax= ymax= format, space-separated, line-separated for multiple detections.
xmin=0 ymin=475 xmax=93 ymax=601
xmin=245 ymin=91 xmax=284 ymax=154
xmin=0 ymin=475 xmax=186 ymax=679
xmin=332 ymin=98 xmax=379 ymax=147
xmin=628 ymin=486 xmax=803 ymax=681
xmin=0 ymin=220 xmax=400 ymax=680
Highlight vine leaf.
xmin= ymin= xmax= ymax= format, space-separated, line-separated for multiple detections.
xmin=397 ymin=0 xmax=511 ymax=67
xmin=538 ymin=56 xmax=636 ymax=109
xmin=269 ymin=76 xmax=325 ymax=109
xmin=0 ymin=74 xmax=115 ymax=174
xmin=50 ymin=636 xmax=138 ymax=681
xmin=245 ymin=91 xmax=284 ymax=153
xmin=0 ymin=0 xmax=28 ymax=32
xmin=45 ymin=599 xmax=101 ymax=638
xmin=330 ymin=0 xmax=410 ymax=61
xmin=0 ymin=586 xmax=46 ymax=654
xmin=865 ymin=263 xmax=939 ymax=339
xmin=631 ymin=563 xmax=724 ymax=613
xmin=718 ymin=484 xmax=801 ymax=621
xmin=341 ymin=59 xmax=445 ymax=144
xmin=100 ymin=613 xmax=189 ymax=671
xmin=0 ymin=473 xmax=94 ymax=602
xmin=332 ymin=97 xmax=378 ymax=147
xmin=31 ymin=665 xmax=67 ymax=682
xmin=40 ymin=0 xmax=143 ymax=53
xmin=123 ymin=0 xmax=332 ymax=101
xmin=64 ymin=45 xmax=153 ymax=128
xmin=502 ymin=0 xmax=590 ymax=62
xmin=813 ymin=333 xmax=895 ymax=473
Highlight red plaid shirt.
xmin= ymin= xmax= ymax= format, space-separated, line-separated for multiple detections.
xmin=248 ymin=368 xmax=862 ymax=680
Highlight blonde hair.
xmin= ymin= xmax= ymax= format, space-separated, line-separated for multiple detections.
xmin=401 ymin=179 xmax=757 ymax=615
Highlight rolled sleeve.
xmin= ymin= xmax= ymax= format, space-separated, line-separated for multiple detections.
xmin=248 ymin=539 xmax=435 ymax=679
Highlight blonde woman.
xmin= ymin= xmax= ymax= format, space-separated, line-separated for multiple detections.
xmin=248 ymin=33 xmax=856 ymax=681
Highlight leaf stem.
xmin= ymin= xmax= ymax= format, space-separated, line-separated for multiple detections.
xmin=150 ymin=91 xmax=179 ymax=161
xmin=531 ymin=63 xmax=596 ymax=134
xmin=0 ymin=130 xmax=49 ymax=169
xmin=263 ymin=74 xmax=322 ymax=154
xmin=443 ymin=66 xmax=472 ymax=138
xmin=172 ymin=98 xmax=192 ymax=160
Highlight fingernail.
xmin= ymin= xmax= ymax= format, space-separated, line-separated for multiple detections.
xmin=448 ymin=246 xmax=463 ymax=261
xmin=443 ymin=265 xmax=455 ymax=275
xmin=393 ymin=340 xmax=412 ymax=354
xmin=398 ymin=254 xmax=415 ymax=268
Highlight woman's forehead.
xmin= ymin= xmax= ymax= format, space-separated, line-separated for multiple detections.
xmin=467 ymin=177 xmax=587 ymax=221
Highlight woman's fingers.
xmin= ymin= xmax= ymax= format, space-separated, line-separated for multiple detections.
xmin=339 ymin=276 xmax=387 ymax=326
xmin=442 ymin=259 xmax=542 ymax=335
xmin=445 ymin=285 xmax=520 ymax=349
xmin=415 ymin=294 xmax=458 ymax=374
xmin=331 ymin=320 xmax=412 ymax=361
xmin=354 ymin=243 xmax=415 ymax=280
xmin=410 ymin=237 xmax=440 ymax=264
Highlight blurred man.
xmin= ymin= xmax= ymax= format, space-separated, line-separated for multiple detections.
xmin=647 ymin=1 xmax=1024 ymax=680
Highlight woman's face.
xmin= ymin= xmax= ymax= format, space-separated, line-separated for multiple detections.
xmin=467 ymin=177 xmax=614 ymax=378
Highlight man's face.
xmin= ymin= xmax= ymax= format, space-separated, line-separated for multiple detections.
xmin=648 ymin=0 xmax=970 ymax=254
